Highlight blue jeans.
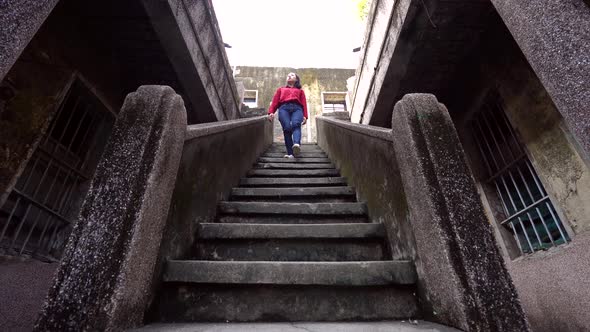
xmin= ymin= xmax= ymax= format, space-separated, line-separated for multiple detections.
xmin=278 ymin=103 xmax=303 ymax=155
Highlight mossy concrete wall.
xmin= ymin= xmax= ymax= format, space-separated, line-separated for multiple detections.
xmin=0 ymin=1 xmax=126 ymax=208
xmin=449 ymin=20 xmax=590 ymax=239
xmin=234 ymin=66 xmax=355 ymax=143
xmin=448 ymin=19 xmax=590 ymax=332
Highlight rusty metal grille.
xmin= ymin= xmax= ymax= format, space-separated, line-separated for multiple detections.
xmin=472 ymin=96 xmax=570 ymax=255
xmin=0 ymin=81 xmax=113 ymax=261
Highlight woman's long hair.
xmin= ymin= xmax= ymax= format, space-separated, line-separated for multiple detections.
xmin=287 ymin=74 xmax=302 ymax=89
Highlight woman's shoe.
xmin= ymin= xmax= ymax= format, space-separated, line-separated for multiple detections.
xmin=283 ymin=154 xmax=294 ymax=159
xmin=292 ymin=144 xmax=301 ymax=156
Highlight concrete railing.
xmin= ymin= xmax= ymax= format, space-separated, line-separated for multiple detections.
xmin=34 ymin=86 xmax=273 ymax=331
xmin=317 ymin=93 xmax=530 ymax=332
xmin=154 ymin=115 xmax=273 ymax=281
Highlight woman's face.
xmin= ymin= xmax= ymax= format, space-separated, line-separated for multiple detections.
xmin=287 ymin=73 xmax=297 ymax=85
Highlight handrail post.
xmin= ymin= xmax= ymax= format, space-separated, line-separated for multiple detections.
xmin=391 ymin=93 xmax=530 ymax=331
xmin=35 ymin=85 xmax=187 ymax=331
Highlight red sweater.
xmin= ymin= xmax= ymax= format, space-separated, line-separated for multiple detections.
xmin=268 ymin=86 xmax=308 ymax=118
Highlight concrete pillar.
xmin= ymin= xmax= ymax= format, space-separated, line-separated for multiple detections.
xmin=490 ymin=0 xmax=590 ymax=158
xmin=34 ymin=86 xmax=187 ymax=331
xmin=391 ymin=94 xmax=530 ymax=331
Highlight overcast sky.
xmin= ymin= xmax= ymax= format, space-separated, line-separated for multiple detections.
xmin=212 ymin=0 xmax=366 ymax=69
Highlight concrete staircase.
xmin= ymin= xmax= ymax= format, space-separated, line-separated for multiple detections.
xmin=154 ymin=143 xmax=420 ymax=322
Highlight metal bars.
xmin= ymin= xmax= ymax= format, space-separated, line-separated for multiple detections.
xmin=472 ymin=97 xmax=569 ymax=255
xmin=0 ymin=81 xmax=112 ymax=260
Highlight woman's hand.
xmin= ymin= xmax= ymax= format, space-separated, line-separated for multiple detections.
xmin=268 ymin=113 xmax=275 ymax=122
xmin=302 ymin=117 xmax=307 ymax=125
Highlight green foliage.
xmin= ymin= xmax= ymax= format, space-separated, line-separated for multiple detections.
xmin=356 ymin=0 xmax=372 ymax=20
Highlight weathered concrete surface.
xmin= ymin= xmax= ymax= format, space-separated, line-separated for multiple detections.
xmin=351 ymin=0 xmax=504 ymax=128
xmin=164 ymin=260 xmax=416 ymax=285
xmin=350 ymin=0 xmax=410 ymax=124
xmin=256 ymin=162 xmax=335 ymax=169
xmin=247 ymin=169 xmax=338 ymax=176
xmin=231 ymin=186 xmax=354 ymax=198
xmin=155 ymin=284 xmax=419 ymax=322
xmin=262 ymin=152 xmax=328 ymax=158
xmin=447 ymin=14 xmax=590 ymax=238
xmin=197 ymin=223 xmax=384 ymax=239
xmin=153 ymin=115 xmax=272 ymax=297
xmin=258 ymin=157 xmax=331 ymax=163
xmin=507 ymin=231 xmax=590 ymax=332
xmin=195 ymin=238 xmax=386 ymax=261
xmin=218 ymin=202 xmax=367 ymax=215
xmin=391 ymin=94 xmax=529 ymax=331
xmin=0 ymin=0 xmax=58 ymax=81
xmin=34 ymin=86 xmax=187 ymax=331
xmin=0 ymin=258 xmax=57 ymax=332
xmin=316 ymin=116 xmax=416 ymax=261
xmin=490 ymin=0 xmax=590 ymax=158
xmin=133 ymin=321 xmax=461 ymax=332
xmin=217 ymin=215 xmax=368 ymax=225
xmin=240 ymin=177 xmax=346 ymax=186
xmin=266 ymin=144 xmax=324 ymax=152
xmin=142 ymin=0 xmax=240 ymax=122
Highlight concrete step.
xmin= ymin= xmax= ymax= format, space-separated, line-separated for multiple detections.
xmin=258 ymin=157 xmax=331 ymax=163
xmin=217 ymin=215 xmax=369 ymax=224
xmin=164 ymin=260 xmax=416 ymax=285
xmin=134 ymin=321 xmax=461 ymax=332
xmin=255 ymin=163 xmax=334 ymax=169
xmin=239 ymin=177 xmax=346 ymax=187
xmin=230 ymin=186 xmax=355 ymax=199
xmin=197 ymin=223 xmax=385 ymax=239
xmin=267 ymin=145 xmax=323 ymax=152
xmin=194 ymin=239 xmax=387 ymax=261
xmin=194 ymin=223 xmax=388 ymax=262
xmin=247 ymin=169 xmax=339 ymax=177
xmin=218 ymin=202 xmax=367 ymax=216
xmin=262 ymin=152 xmax=327 ymax=158
xmin=154 ymin=283 xmax=419 ymax=322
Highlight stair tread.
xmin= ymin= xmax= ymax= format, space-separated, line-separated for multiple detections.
xmin=135 ymin=321 xmax=460 ymax=332
xmin=231 ymin=186 xmax=354 ymax=197
xmin=164 ymin=260 xmax=416 ymax=285
xmin=197 ymin=223 xmax=385 ymax=239
xmin=219 ymin=202 xmax=367 ymax=215
xmin=247 ymin=169 xmax=339 ymax=177
xmin=262 ymin=152 xmax=327 ymax=158
xmin=256 ymin=163 xmax=335 ymax=169
xmin=240 ymin=177 xmax=347 ymax=186
xmin=217 ymin=215 xmax=369 ymax=224
xmin=258 ymin=157 xmax=331 ymax=163
xmin=155 ymin=284 xmax=419 ymax=322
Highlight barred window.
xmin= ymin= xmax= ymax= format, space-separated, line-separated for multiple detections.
xmin=471 ymin=95 xmax=570 ymax=255
xmin=0 ymin=80 xmax=114 ymax=261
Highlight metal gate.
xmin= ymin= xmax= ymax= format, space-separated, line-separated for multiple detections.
xmin=0 ymin=80 xmax=114 ymax=261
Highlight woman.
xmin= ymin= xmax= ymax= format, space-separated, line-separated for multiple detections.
xmin=268 ymin=72 xmax=308 ymax=158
